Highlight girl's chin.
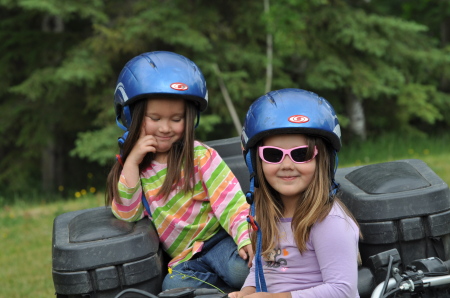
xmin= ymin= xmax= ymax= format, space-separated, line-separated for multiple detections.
xmin=155 ymin=147 xmax=171 ymax=153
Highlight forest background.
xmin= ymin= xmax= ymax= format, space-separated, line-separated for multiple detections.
xmin=1 ymin=0 xmax=450 ymax=201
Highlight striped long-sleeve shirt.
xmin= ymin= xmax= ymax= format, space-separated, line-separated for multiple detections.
xmin=112 ymin=141 xmax=250 ymax=267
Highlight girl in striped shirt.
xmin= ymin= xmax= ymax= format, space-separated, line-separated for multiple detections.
xmin=106 ymin=51 xmax=253 ymax=291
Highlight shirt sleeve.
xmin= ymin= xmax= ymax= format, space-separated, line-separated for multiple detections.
xmin=291 ymin=214 xmax=359 ymax=298
xmin=111 ymin=174 xmax=145 ymax=222
xmin=198 ymin=145 xmax=251 ymax=249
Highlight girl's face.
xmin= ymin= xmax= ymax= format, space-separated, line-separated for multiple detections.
xmin=261 ymin=134 xmax=316 ymax=204
xmin=143 ymin=98 xmax=185 ymax=157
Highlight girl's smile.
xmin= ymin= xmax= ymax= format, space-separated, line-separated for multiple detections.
xmin=279 ymin=175 xmax=299 ymax=180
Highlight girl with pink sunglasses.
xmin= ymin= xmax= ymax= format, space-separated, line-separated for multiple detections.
xmin=230 ymin=88 xmax=361 ymax=298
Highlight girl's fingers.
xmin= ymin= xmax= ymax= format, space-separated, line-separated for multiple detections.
xmin=128 ymin=137 xmax=157 ymax=165
xmin=137 ymin=135 xmax=158 ymax=153
xmin=139 ymin=127 xmax=158 ymax=151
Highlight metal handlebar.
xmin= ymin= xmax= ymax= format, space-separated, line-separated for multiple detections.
xmin=371 ymin=275 xmax=450 ymax=298
xmin=371 ymin=278 xmax=396 ymax=298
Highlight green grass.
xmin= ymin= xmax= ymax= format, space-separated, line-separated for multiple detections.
xmin=0 ymin=134 xmax=449 ymax=297
xmin=0 ymin=194 xmax=104 ymax=298
xmin=339 ymin=134 xmax=450 ymax=185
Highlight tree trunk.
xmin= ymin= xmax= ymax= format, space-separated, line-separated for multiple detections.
xmin=441 ymin=17 xmax=449 ymax=47
xmin=212 ymin=63 xmax=242 ymax=135
xmin=264 ymin=0 xmax=273 ymax=93
xmin=42 ymin=137 xmax=56 ymax=192
xmin=42 ymin=15 xmax=64 ymax=33
xmin=345 ymin=92 xmax=367 ymax=140
xmin=440 ymin=17 xmax=450 ymax=92
xmin=41 ymin=15 xmax=64 ymax=193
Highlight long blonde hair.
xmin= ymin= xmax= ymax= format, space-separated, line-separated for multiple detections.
xmin=105 ymin=98 xmax=197 ymax=205
xmin=250 ymin=135 xmax=358 ymax=258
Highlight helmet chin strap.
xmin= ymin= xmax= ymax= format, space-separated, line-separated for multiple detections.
xmin=330 ymin=179 xmax=340 ymax=197
xmin=115 ymin=114 xmax=129 ymax=165
xmin=245 ymin=151 xmax=267 ymax=292
xmin=330 ymin=151 xmax=340 ymax=197
xmin=118 ymin=131 xmax=129 ymax=148
xmin=115 ymin=106 xmax=131 ymax=164
xmin=116 ymin=116 xmax=127 ymax=132
xmin=194 ymin=110 xmax=200 ymax=128
xmin=244 ymin=151 xmax=256 ymax=205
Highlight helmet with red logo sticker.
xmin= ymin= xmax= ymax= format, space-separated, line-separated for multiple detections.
xmin=241 ymin=88 xmax=341 ymax=199
xmin=114 ymin=51 xmax=208 ymax=130
xmin=242 ymin=88 xmax=341 ymax=153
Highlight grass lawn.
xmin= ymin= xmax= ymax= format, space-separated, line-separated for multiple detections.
xmin=0 ymin=194 xmax=104 ymax=298
xmin=340 ymin=153 xmax=450 ymax=186
xmin=339 ymin=134 xmax=450 ymax=184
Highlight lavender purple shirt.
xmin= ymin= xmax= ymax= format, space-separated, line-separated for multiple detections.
xmin=242 ymin=203 xmax=360 ymax=298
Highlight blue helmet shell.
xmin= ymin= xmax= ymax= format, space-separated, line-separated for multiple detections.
xmin=242 ymin=88 xmax=341 ymax=154
xmin=114 ymin=51 xmax=208 ymax=129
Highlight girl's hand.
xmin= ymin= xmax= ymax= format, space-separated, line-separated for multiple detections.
xmin=121 ymin=127 xmax=157 ymax=187
xmin=228 ymin=287 xmax=255 ymax=298
xmin=239 ymin=244 xmax=254 ymax=268
xmin=127 ymin=127 xmax=158 ymax=166
xmin=228 ymin=291 xmax=241 ymax=298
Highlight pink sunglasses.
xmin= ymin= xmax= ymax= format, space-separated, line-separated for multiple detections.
xmin=258 ymin=145 xmax=318 ymax=164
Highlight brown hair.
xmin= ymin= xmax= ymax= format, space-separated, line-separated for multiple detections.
xmin=105 ymin=98 xmax=197 ymax=205
xmin=250 ymin=135 xmax=359 ymax=258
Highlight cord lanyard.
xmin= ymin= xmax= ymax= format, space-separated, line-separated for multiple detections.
xmin=245 ymin=151 xmax=267 ymax=292
xmin=142 ymin=191 xmax=152 ymax=217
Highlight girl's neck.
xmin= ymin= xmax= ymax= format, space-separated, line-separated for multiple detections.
xmin=281 ymin=196 xmax=298 ymax=218
xmin=283 ymin=208 xmax=295 ymax=218
xmin=283 ymin=200 xmax=297 ymax=218
xmin=154 ymin=152 xmax=168 ymax=164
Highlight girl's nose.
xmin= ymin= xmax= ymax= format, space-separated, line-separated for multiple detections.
xmin=158 ymin=120 xmax=171 ymax=133
xmin=280 ymin=154 xmax=295 ymax=168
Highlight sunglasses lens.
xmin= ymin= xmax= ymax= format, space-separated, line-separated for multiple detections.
xmin=291 ymin=147 xmax=309 ymax=162
xmin=262 ymin=147 xmax=283 ymax=163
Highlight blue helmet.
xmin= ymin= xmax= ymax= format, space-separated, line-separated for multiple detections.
xmin=114 ymin=51 xmax=208 ymax=130
xmin=242 ymin=88 xmax=341 ymax=196
xmin=242 ymin=88 xmax=341 ymax=154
